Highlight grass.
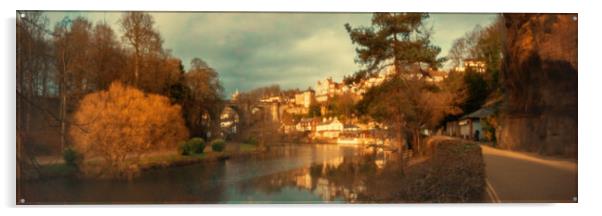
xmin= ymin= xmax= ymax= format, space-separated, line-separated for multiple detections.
xmin=37 ymin=163 xmax=77 ymax=178
xmin=140 ymin=153 xmax=206 ymax=165
xmin=137 ymin=152 xmax=217 ymax=170
xmin=240 ymin=143 xmax=257 ymax=152
xmin=32 ymin=141 xmax=264 ymax=179
xmin=33 ymin=152 xmax=213 ymax=179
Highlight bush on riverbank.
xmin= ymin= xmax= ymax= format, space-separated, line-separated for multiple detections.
xmin=62 ymin=147 xmax=82 ymax=170
xmin=211 ymin=139 xmax=225 ymax=152
xmin=70 ymin=82 xmax=189 ymax=178
xmin=180 ymin=137 xmax=206 ymax=155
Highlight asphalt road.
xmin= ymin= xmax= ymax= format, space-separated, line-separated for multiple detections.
xmin=481 ymin=145 xmax=577 ymax=203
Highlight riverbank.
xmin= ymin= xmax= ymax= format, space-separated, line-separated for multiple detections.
xmin=31 ymin=142 xmax=261 ymax=179
xmin=28 ymin=138 xmax=487 ymax=203
xmin=20 ymin=140 xmax=487 ymax=203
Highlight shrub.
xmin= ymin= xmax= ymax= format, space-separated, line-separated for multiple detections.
xmin=211 ymin=139 xmax=225 ymax=152
xmin=245 ymin=137 xmax=258 ymax=145
xmin=189 ymin=137 xmax=206 ymax=154
xmin=62 ymin=147 xmax=81 ymax=168
xmin=179 ymin=141 xmax=191 ymax=156
xmin=70 ymin=82 xmax=189 ymax=176
xmin=180 ymin=137 xmax=207 ymax=155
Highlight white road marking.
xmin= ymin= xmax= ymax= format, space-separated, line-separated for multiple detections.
xmin=486 ymin=178 xmax=501 ymax=203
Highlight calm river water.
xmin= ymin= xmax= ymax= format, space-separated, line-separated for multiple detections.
xmin=20 ymin=144 xmax=406 ymax=204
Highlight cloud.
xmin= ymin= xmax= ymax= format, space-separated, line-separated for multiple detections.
xmin=42 ymin=12 xmax=496 ymax=97
xmin=156 ymin=13 xmax=372 ymax=96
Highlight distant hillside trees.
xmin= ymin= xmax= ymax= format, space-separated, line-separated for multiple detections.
xmin=325 ymin=92 xmax=359 ymax=119
xmin=446 ymin=16 xmax=504 ymax=117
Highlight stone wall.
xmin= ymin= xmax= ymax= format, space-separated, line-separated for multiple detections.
xmin=497 ymin=115 xmax=577 ymax=157
xmin=497 ymin=14 xmax=577 ymax=157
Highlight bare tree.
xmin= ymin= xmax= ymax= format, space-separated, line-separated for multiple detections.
xmin=17 ymin=11 xmax=53 ymax=179
xmin=90 ymin=22 xmax=126 ymax=90
xmin=52 ymin=17 xmax=74 ymax=151
xmin=119 ymin=12 xmax=162 ymax=87
xmin=17 ymin=12 xmax=51 ymax=133
xmin=52 ymin=17 xmax=96 ymax=151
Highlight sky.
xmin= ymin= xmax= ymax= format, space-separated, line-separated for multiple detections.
xmin=44 ymin=12 xmax=497 ymax=97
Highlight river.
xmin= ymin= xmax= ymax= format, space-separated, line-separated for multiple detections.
xmin=20 ymin=144 xmax=406 ymax=204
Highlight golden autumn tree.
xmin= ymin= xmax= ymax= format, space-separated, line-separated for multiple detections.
xmin=70 ymin=82 xmax=188 ymax=176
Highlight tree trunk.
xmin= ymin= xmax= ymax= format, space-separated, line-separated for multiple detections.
xmin=413 ymin=128 xmax=421 ymax=156
xmin=134 ymin=47 xmax=139 ymax=87
xmin=59 ymin=50 xmax=67 ymax=151
xmin=60 ymin=93 xmax=67 ymax=151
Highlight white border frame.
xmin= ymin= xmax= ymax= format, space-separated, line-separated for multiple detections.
xmin=3 ymin=1 xmax=600 ymax=216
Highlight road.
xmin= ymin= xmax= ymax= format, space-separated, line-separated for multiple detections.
xmin=481 ymin=145 xmax=577 ymax=203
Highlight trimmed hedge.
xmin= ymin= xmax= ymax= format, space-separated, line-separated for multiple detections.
xmin=403 ymin=139 xmax=485 ymax=202
xmin=357 ymin=138 xmax=486 ymax=203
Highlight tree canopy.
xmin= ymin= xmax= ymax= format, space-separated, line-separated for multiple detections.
xmin=344 ymin=13 xmax=445 ymax=84
xmin=346 ymin=13 xmax=456 ymax=154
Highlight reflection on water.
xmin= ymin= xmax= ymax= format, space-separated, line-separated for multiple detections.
xmin=20 ymin=144 xmax=404 ymax=204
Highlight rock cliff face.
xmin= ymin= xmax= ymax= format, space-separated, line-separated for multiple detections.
xmin=498 ymin=14 xmax=577 ymax=157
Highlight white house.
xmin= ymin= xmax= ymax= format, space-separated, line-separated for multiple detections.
xmin=316 ymin=117 xmax=344 ymax=139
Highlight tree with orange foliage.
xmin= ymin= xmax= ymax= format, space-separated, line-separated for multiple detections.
xmin=70 ymin=82 xmax=189 ymax=176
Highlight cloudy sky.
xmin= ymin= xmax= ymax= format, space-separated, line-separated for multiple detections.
xmin=45 ymin=12 xmax=497 ymax=97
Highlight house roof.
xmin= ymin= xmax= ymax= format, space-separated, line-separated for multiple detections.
xmin=299 ymin=117 xmax=317 ymax=123
xmin=483 ymin=94 xmax=504 ymax=108
xmin=462 ymin=106 xmax=496 ymax=119
xmin=318 ymin=118 xmax=342 ymax=126
xmin=343 ymin=124 xmax=359 ymax=129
